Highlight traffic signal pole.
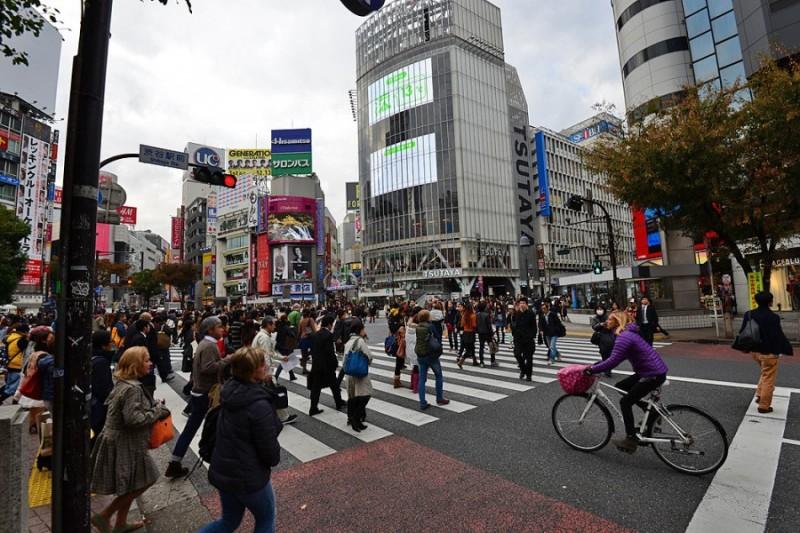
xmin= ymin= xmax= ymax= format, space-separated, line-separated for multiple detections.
xmin=53 ymin=1 xmax=113 ymax=531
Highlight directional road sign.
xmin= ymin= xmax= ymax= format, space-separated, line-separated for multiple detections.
xmin=139 ymin=144 xmax=189 ymax=170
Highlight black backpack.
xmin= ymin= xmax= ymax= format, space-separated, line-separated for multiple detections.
xmin=198 ymin=405 xmax=221 ymax=463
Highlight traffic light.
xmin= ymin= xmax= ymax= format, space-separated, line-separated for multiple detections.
xmin=191 ymin=166 xmax=237 ymax=189
xmin=592 ymin=258 xmax=603 ymax=275
xmin=340 ymin=0 xmax=386 ymax=16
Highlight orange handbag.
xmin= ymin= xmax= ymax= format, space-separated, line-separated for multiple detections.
xmin=149 ymin=414 xmax=174 ymax=449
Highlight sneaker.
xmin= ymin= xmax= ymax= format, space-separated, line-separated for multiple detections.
xmin=163 ymin=373 xmax=176 ymax=383
xmin=164 ymin=461 xmax=189 ymax=479
xmin=420 ymin=403 xmax=431 ymax=410
xmin=308 ymin=408 xmax=324 ymax=417
xmin=547 ymin=361 xmax=552 ymax=366
xmin=525 ymin=376 xmax=532 ymax=382
xmin=490 ymin=361 xmax=499 ymax=368
xmin=436 ymin=398 xmax=450 ymax=406
xmin=281 ymin=414 xmax=298 ymax=425
xmin=181 ymin=408 xmax=191 ymax=417
xmin=519 ymin=371 xmax=525 ymax=379
xmin=612 ymin=436 xmax=639 ymax=454
xmin=480 ymin=362 xmax=485 ymax=368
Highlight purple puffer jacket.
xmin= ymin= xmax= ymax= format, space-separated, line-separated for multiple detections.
xmin=590 ymin=324 xmax=668 ymax=377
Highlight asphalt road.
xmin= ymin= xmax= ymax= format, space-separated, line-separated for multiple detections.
xmin=156 ymin=318 xmax=799 ymax=532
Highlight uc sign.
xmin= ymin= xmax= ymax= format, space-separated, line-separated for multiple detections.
xmin=195 ymin=147 xmax=221 ymax=167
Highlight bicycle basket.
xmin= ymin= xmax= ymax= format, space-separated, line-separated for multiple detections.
xmin=557 ymin=365 xmax=595 ymax=395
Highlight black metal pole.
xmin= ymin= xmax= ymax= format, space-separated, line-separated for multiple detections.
xmin=53 ymin=1 xmax=113 ymax=531
xmin=594 ymin=203 xmax=621 ymax=306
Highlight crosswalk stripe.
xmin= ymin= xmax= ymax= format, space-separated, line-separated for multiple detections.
xmin=278 ymin=425 xmax=337 ymax=463
xmin=285 ymin=393 xmax=392 ymax=443
xmin=362 ymin=364 xmax=507 ymax=401
xmin=366 ymin=378 xmax=475 ymax=413
xmin=367 ymin=346 xmax=547 ymax=387
xmin=290 ymin=373 xmax=438 ymax=426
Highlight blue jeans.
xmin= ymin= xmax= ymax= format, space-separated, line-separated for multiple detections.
xmin=1 ymin=370 xmax=21 ymax=398
xmin=417 ymin=356 xmax=444 ymax=406
xmin=172 ymin=394 xmax=209 ymax=461
xmin=547 ymin=336 xmax=559 ymax=362
xmin=199 ymin=481 xmax=276 ymax=533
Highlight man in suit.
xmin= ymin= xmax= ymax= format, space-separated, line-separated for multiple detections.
xmin=308 ymin=314 xmax=346 ymax=416
xmin=636 ymin=297 xmax=658 ymax=346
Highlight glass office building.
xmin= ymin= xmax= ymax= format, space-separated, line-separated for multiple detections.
xmin=355 ymin=0 xmax=529 ymax=299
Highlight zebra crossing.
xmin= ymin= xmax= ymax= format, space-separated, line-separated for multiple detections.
xmin=165 ymin=336 xmax=672 ymax=465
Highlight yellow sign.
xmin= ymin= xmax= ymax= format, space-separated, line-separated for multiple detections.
xmin=227 ymin=148 xmax=272 ymax=176
xmin=747 ymin=271 xmax=763 ymax=309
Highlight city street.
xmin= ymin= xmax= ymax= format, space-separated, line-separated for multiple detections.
xmin=142 ymin=319 xmax=800 ymax=532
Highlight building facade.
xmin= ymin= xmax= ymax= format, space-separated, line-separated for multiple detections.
xmin=356 ymin=0 xmax=528 ymax=301
xmin=530 ymin=124 xmax=635 ymax=304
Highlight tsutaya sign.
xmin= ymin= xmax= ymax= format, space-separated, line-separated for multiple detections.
xmin=422 ymin=268 xmax=462 ymax=279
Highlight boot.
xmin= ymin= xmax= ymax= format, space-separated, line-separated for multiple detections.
xmin=165 ymin=461 xmax=189 ymax=479
xmin=393 ymin=375 xmax=402 ymax=388
xmin=410 ymin=369 xmax=419 ymax=393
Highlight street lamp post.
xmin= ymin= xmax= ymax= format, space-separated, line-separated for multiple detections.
xmin=567 ymin=195 xmax=623 ymax=306
xmin=519 ymin=235 xmax=531 ymax=297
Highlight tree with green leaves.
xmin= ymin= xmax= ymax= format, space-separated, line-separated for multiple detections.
xmin=154 ymin=262 xmax=198 ymax=305
xmin=0 ymin=206 xmax=31 ymax=304
xmin=131 ymin=269 xmax=163 ymax=307
xmin=585 ymin=59 xmax=800 ymax=293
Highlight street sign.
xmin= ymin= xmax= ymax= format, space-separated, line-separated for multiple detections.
xmin=97 ymin=210 xmax=121 ymax=225
xmin=139 ymin=144 xmax=189 ymax=170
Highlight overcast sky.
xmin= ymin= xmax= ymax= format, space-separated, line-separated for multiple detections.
xmin=45 ymin=0 xmax=624 ymax=241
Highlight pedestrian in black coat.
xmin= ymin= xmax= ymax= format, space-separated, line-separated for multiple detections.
xmin=90 ymin=330 xmax=115 ymax=444
xmin=307 ymin=315 xmax=345 ymax=416
xmin=203 ymin=347 xmax=282 ymax=532
xmin=635 ymin=297 xmax=659 ymax=345
xmin=591 ymin=305 xmax=616 ymax=376
xmin=513 ymin=298 xmax=538 ymax=381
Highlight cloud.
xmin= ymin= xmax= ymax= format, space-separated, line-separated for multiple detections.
xmin=49 ymin=0 xmax=623 ymax=242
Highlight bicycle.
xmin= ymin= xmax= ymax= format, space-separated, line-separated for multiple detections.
xmin=551 ymin=376 xmax=729 ymax=475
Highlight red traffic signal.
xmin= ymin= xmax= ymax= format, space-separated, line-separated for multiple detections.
xmin=191 ymin=166 xmax=237 ymax=189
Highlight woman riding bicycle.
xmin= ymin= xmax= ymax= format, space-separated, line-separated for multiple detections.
xmin=584 ymin=311 xmax=668 ymax=454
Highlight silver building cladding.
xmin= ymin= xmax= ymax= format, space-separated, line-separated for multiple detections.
xmin=355 ymin=0 xmax=530 ymax=299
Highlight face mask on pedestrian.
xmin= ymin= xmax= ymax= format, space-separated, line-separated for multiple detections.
xmin=596 ymin=310 xmax=605 ymax=316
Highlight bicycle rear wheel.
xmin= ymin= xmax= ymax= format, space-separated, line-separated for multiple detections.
xmin=647 ymin=404 xmax=729 ymax=475
xmin=552 ymin=394 xmax=613 ymax=452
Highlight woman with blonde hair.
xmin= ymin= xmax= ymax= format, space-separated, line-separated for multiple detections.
xmin=584 ymin=311 xmax=669 ymax=454
xmin=90 ymin=347 xmax=170 ymax=533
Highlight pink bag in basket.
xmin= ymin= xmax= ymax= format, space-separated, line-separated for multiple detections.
xmin=557 ymin=365 xmax=596 ymax=395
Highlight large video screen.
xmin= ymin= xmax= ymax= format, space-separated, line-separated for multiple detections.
xmin=368 ymin=58 xmax=433 ymax=125
xmin=267 ymin=195 xmax=316 ymax=243
xmin=370 ymin=133 xmax=437 ymax=197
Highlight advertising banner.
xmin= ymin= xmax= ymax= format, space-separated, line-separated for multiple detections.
xmin=207 ymin=192 xmax=217 ymax=237
xmin=370 ymin=133 xmax=437 ymax=197
xmin=116 ymin=206 xmax=137 ymax=225
xmin=316 ymin=199 xmax=325 ymax=255
xmin=257 ymin=233 xmax=271 ymax=294
xmin=226 ymin=149 xmax=271 ymax=176
xmin=202 ymin=252 xmax=213 ymax=283
xmin=16 ymin=135 xmax=49 ymax=284
xmin=534 ymin=131 xmax=551 ymax=217
xmin=268 ymin=195 xmax=316 ymax=243
xmin=248 ymin=191 xmax=258 ymax=229
xmin=257 ymin=196 xmax=269 ymax=234
xmin=171 ymin=216 xmax=184 ymax=250
xmin=747 ymin=271 xmax=764 ymax=310
xmin=346 ymin=182 xmax=360 ymax=211
xmin=271 ymin=129 xmax=312 ymax=176
xmin=289 ymin=245 xmax=313 ymax=280
xmin=368 ymin=57 xmax=433 ymax=125
xmin=272 ymin=245 xmax=289 ymax=281
xmin=271 ymin=282 xmax=313 ymax=297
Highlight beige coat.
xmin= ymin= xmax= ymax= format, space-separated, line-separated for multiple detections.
xmin=344 ymin=335 xmax=373 ymax=398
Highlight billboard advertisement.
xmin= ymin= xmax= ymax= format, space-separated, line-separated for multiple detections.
xmin=632 ymin=208 xmax=662 ymax=260
xmin=171 ymin=216 xmax=184 ymax=250
xmin=316 ymin=199 xmax=325 ymax=256
xmin=202 ymin=252 xmax=214 ymax=283
xmin=534 ymin=131 xmax=551 ymax=217
xmin=257 ymin=233 xmax=271 ymax=294
xmin=346 ymin=182 xmax=360 ymax=211
xmin=257 ymin=196 xmax=269 ymax=234
xmin=268 ymin=195 xmax=316 ymax=243
xmin=187 ymin=143 xmax=225 ymax=168
xmin=368 ymin=57 xmax=433 ymax=125
xmin=116 ymin=206 xmax=137 ymax=225
xmin=567 ymin=120 xmax=621 ymax=144
xmin=227 ymin=149 xmax=271 ymax=176
xmin=370 ymin=133 xmax=437 ymax=197
xmin=16 ymin=135 xmax=50 ymax=284
xmin=289 ymin=245 xmax=313 ymax=280
xmin=271 ymin=244 xmax=312 ymax=281
xmin=207 ymin=192 xmax=217 ymax=237
xmin=272 ymin=245 xmax=289 ymax=281
xmin=271 ymin=129 xmax=312 ymax=176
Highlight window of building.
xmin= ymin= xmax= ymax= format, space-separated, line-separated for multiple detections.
xmin=0 ymin=183 xmax=16 ymax=202
xmin=715 ymin=35 xmax=742 ymax=68
xmin=707 ymin=0 xmax=733 ymax=19
xmin=690 ymin=31 xmax=715 ymax=61
xmin=693 ymin=54 xmax=719 ymax=83
xmin=686 ymin=9 xmax=710 ymax=38
xmin=720 ymin=61 xmax=746 ymax=87
xmin=711 ymin=11 xmax=737 ymax=42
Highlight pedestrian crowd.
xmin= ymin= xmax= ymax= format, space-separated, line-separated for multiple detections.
xmin=0 ymin=288 xmax=792 ymax=532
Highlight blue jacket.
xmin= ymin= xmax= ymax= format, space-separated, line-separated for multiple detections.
xmin=590 ymin=324 xmax=668 ymax=377
xmin=208 ymin=378 xmax=282 ymax=495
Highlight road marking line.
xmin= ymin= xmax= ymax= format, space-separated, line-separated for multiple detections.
xmin=686 ymin=388 xmax=791 ymax=533
xmin=286 ymin=394 xmax=392 ymax=443
xmin=278 ymin=425 xmax=337 ymax=463
xmin=291 ymin=373 xmax=438 ymax=426
xmin=783 ymin=438 xmax=800 ymax=446
xmin=365 ymin=365 xmax=507 ymax=401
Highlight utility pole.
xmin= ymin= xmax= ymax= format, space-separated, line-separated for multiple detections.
xmin=53 ymin=1 xmax=114 ymax=531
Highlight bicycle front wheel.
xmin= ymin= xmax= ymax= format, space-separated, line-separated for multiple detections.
xmin=647 ymin=404 xmax=729 ymax=475
xmin=552 ymin=394 xmax=613 ymax=452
